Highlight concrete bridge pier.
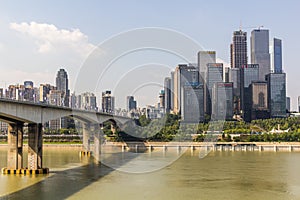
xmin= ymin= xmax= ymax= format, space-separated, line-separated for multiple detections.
xmin=93 ymin=124 xmax=102 ymax=162
xmin=2 ymin=123 xmax=49 ymax=174
xmin=7 ymin=123 xmax=23 ymax=170
xmin=80 ymin=123 xmax=92 ymax=157
xmin=28 ymin=123 xmax=43 ymax=170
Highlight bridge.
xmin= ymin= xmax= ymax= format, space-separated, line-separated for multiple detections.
xmin=0 ymin=98 xmax=131 ymax=174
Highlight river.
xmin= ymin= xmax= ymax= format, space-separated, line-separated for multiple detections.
xmin=1 ymin=146 xmax=300 ymax=199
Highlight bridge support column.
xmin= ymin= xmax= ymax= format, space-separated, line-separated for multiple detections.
xmin=80 ymin=123 xmax=92 ymax=157
xmin=93 ymin=125 xmax=102 ymax=162
xmin=28 ymin=123 xmax=43 ymax=170
xmin=7 ymin=123 xmax=23 ymax=169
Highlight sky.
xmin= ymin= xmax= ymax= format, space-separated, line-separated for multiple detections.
xmin=0 ymin=0 xmax=300 ymax=110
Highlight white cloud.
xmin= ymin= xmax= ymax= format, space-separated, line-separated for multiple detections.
xmin=9 ymin=21 xmax=96 ymax=57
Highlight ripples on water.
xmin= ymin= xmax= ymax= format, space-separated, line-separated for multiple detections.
xmin=1 ymin=146 xmax=300 ymax=200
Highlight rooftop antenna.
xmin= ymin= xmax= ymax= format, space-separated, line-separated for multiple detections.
xmin=239 ymin=20 xmax=242 ymax=31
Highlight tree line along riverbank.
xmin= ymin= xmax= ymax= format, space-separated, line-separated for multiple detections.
xmin=1 ymin=114 xmax=300 ymax=143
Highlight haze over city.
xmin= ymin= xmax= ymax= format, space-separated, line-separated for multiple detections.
xmin=0 ymin=0 xmax=299 ymax=110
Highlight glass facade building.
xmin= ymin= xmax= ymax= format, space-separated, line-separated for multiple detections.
xmin=212 ymin=82 xmax=233 ymax=120
xmin=271 ymin=38 xmax=283 ymax=73
xmin=266 ymin=73 xmax=286 ymax=118
xmin=240 ymin=64 xmax=259 ymax=121
xmin=251 ymin=29 xmax=271 ymax=81
xmin=206 ymin=63 xmax=224 ymax=115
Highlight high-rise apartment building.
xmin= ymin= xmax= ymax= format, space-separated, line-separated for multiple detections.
xmin=102 ymin=91 xmax=115 ymax=113
xmin=230 ymin=30 xmax=247 ymax=69
xmin=251 ymin=29 xmax=271 ymax=81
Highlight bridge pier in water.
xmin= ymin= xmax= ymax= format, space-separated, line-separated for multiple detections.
xmin=27 ymin=123 xmax=43 ymax=170
xmin=79 ymin=123 xmax=92 ymax=157
xmin=2 ymin=123 xmax=49 ymax=175
xmin=7 ymin=123 xmax=23 ymax=170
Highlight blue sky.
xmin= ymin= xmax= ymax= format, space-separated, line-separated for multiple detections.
xmin=0 ymin=0 xmax=299 ymax=109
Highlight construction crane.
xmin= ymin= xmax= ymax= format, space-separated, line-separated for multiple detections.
xmin=239 ymin=22 xmax=264 ymax=31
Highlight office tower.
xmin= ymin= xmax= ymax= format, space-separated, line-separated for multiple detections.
xmin=286 ymin=97 xmax=290 ymax=112
xmin=181 ymin=84 xmax=204 ymax=123
xmin=170 ymin=71 xmax=175 ymax=111
xmin=164 ymin=77 xmax=172 ymax=113
xmin=173 ymin=64 xmax=199 ymax=114
xmin=230 ymin=30 xmax=247 ymax=69
xmin=212 ymin=82 xmax=233 ymax=120
xmin=197 ymin=51 xmax=216 ymax=80
xmin=205 ymin=63 xmax=223 ymax=116
xmin=102 ymin=91 xmax=115 ymax=113
xmin=56 ymin=69 xmax=70 ymax=107
xmin=240 ymin=64 xmax=259 ymax=121
xmin=229 ymin=68 xmax=241 ymax=114
xmin=159 ymin=90 xmax=165 ymax=109
xmin=250 ymin=81 xmax=269 ymax=120
xmin=127 ymin=96 xmax=137 ymax=112
xmin=251 ymin=29 xmax=271 ymax=80
xmin=271 ymin=38 xmax=283 ymax=73
xmin=266 ymin=73 xmax=286 ymax=118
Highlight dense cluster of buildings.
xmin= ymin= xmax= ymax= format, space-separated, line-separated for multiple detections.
xmin=159 ymin=28 xmax=287 ymax=122
xmin=0 ymin=28 xmax=292 ymax=131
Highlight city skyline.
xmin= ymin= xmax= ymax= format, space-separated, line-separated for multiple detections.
xmin=0 ymin=1 xmax=299 ymax=109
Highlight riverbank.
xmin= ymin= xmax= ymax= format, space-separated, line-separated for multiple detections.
xmin=2 ymin=142 xmax=300 ymax=152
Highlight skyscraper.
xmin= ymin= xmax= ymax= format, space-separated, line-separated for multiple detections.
xmin=56 ymin=69 xmax=70 ymax=107
xmin=212 ymin=82 xmax=233 ymax=120
xmin=173 ymin=64 xmax=199 ymax=114
xmin=164 ymin=77 xmax=172 ymax=113
xmin=271 ymin=38 xmax=283 ymax=73
xmin=197 ymin=51 xmax=216 ymax=80
xmin=126 ymin=96 xmax=137 ymax=112
xmin=251 ymin=29 xmax=271 ymax=80
xmin=266 ymin=73 xmax=286 ymax=118
xmin=205 ymin=63 xmax=223 ymax=115
xmin=181 ymin=84 xmax=204 ymax=123
xmin=250 ymin=81 xmax=269 ymax=120
xmin=230 ymin=30 xmax=247 ymax=69
xmin=229 ymin=68 xmax=241 ymax=114
xmin=240 ymin=64 xmax=259 ymax=121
